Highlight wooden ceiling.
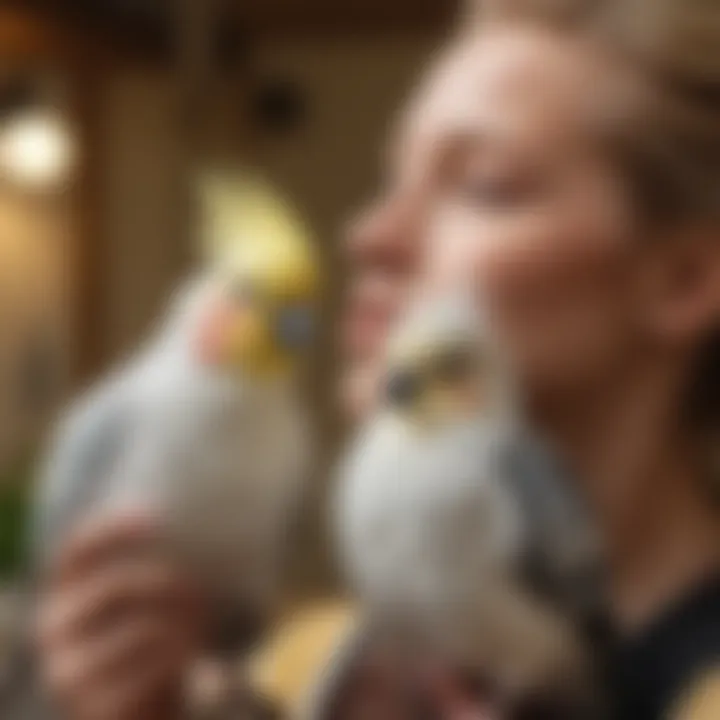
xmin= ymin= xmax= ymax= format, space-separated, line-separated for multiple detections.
xmin=3 ymin=0 xmax=457 ymax=65
xmin=232 ymin=0 xmax=456 ymax=36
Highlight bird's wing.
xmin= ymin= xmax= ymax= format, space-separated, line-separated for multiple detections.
xmin=500 ymin=431 xmax=602 ymax=616
xmin=32 ymin=371 xmax=135 ymax=569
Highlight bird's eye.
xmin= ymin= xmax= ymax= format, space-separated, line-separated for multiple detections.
xmin=276 ymin=305 xmax=316 ymax=350
xmin=431 ymin=346 xmax=479 ymax=384
xmin=385 ymin=369 xmax=422 ymax=409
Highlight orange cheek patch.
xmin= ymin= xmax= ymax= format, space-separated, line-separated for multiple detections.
xmin=196 ymin=301 xmax=234 ymax=365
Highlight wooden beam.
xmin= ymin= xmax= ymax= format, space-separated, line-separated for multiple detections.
xmin=0 ymin=1 xmax=454 ymax=65
xmin=67 ymin=58 xmax=105 ymax=383
xmin=0 ymin=5 xmax=74 ymax=60
xmin=234 ymin=1 xmax=456 ymax=38
xmin=0 ymin=1 xmax=170 ymax=66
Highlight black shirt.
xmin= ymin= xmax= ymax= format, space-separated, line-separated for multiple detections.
xmin=609 ymin=574 xmax=720 ymax=720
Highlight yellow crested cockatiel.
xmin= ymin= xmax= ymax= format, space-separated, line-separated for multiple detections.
xmin=33 ymin=172 xmax=322 ymax=661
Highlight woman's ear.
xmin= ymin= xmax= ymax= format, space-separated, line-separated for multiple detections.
xmin=636 ymin=228 xmax=720 ymax=347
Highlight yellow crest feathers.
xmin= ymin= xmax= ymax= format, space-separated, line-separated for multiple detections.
xmin=197 ymin=170 xmax=321 ymax=294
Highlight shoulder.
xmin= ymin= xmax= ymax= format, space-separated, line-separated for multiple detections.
xmin=670 ymin=667 xmax=720 ymax=720
xmin=611 ymin=576 xmax=720 ymax=720
xmin=663 ymin=579 xmax=720 ymax=719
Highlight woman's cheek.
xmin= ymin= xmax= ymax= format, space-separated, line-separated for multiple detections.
xmin=492 ymin=251 xmax=632 ymax=391
xmin=420 ymin=204 xmax=510 ymax=295
xmin=419 ymin=214 xmax=472 ymax=291
xmin=422 ymin=207 xmax=562 ymax=308
xmin=424 ymin=207 xmax=632 ymax=391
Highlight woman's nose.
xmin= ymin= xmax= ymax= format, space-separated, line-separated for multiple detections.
xmin=345 ymin=199 xmax=419 ymax=272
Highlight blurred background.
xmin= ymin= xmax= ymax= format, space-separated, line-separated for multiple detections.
xmin=0 ymin=0 xmax=457 ymax=590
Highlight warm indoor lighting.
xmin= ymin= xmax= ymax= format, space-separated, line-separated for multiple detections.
xmin=0 ymin=110 xmax=76 ymax=189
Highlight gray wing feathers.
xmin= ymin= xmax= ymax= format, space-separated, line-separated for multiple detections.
xmin=32 ymin=377 xmax=132 ymax=568
xmin=501 ymin=432 xmax=601 ymax=616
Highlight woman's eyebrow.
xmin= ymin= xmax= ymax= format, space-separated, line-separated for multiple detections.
xmin=431 ymin=128 xmax=488 ymax=178
xmin=445 ymin=123 xmax=490 ymax=153
xmin=383 ymin=122 xmax=495 ymax=190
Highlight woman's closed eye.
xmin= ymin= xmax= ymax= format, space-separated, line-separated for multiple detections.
xmin=456 ymin=168 xmax=542 ymax=209
xmin=437 ymin=140 xmax=546 ymax=210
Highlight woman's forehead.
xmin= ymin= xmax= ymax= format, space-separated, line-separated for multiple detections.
xmin=394 ymin=28 xmax=608 ymax=162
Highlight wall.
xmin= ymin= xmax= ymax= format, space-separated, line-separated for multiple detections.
xmin=99 ymin=68 xmax=187 ymax=363
xmin=251 ymin=36 xmax=435 ymax=243
xmin=0 ymin=189 xmax=72 ymax=468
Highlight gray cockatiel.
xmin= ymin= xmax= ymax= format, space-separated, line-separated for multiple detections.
xmin=334 ymin=290 xmax=601 ymax=707
xmin=33 ymin=175 xmax=321 ymax=653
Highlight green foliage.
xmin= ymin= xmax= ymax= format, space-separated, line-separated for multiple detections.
xmin=0 ymin=454 xmax=34 ymax=579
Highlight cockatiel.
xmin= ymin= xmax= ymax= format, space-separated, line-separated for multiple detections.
xmin=334 ymin=291 xmax=601 ymax=711
xmin=33 ymin=173 xmax=321 ymax=653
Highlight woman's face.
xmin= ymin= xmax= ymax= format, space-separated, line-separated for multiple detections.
xmin=342 ymin=25 xmax=650 ymax=418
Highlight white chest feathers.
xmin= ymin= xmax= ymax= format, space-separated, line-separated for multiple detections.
xmin=335 ymin=414 xmax=589 ymax=688
xmin=337 ymin=414 xmax=525 ymax=625
xmin=104 ymin=365 xmax=310 ymax=608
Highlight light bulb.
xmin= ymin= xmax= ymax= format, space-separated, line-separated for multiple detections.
xmin=0 ymin=110 xmax=76 ymax=189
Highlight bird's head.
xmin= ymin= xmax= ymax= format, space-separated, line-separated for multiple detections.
xmin=381 ymin=294 xmax=503 ymax=427
xmin=194 ymin=172 xmax=322 ymax=379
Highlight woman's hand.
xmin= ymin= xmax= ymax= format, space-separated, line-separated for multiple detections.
xmin=331 ymin=644 xmax=503 ymax=720
xmin=425 ymin=671 xmax=501 ymax=720
xmin=35 ymin=513 xmax=204 ymax=720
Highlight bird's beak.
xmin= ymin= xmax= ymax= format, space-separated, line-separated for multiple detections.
xmin=275 ymin=305 xmax=317 ymax=352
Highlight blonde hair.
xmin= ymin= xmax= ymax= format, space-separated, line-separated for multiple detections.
xmin=465 ymin=0 xmax=720 ymax=449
